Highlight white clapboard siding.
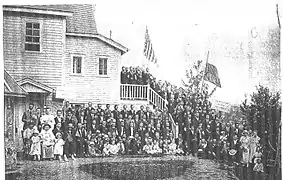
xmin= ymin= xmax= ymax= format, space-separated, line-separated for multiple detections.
xmin=3 ymin=12 xmax=65 ymax=89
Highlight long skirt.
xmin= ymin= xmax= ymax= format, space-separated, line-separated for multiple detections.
xmin=42 ymin=144 xmax=54 ymax=159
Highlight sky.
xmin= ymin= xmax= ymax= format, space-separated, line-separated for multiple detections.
xmin=94 ymin=0 xmax=280 ymax=105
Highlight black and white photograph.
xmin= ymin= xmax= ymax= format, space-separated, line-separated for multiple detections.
xmin=3 ymin=1 xmax=282 ymax=179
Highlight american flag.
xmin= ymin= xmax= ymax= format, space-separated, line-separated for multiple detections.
xmin=204 ymin=63 xmax=221 ymax=88
xmin=143 ymin=27 xmax=158 ymax=65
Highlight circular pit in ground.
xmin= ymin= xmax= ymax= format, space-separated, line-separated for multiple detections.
xmin=79 ymin=157 xmax=193 ymax=180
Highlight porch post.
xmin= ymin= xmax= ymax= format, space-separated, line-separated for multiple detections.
xmin=147 ymin=84 xmax=150 ymax=105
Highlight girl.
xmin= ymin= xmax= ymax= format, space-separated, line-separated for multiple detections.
xmin=109 ymin=140 xmax=119 ymax=155
xmin=40 ymin=124 xmax=55 ymax=160
xmin=29 ymin=129 xmax=41 ymax=161
xmin=54 ymin=132 xmax=65 ymax=162
xmin=152 ymin=139 xmax=162 ymax=154
xmin=168 ymin=139 xmax=177 ymax=155
xmin=88 ymin=134 xmax=97 ymax=157
xmin=102 ymin=138 xmax=111 ymax=157
xmin=162 ymin=139 xmax=170 ymax=154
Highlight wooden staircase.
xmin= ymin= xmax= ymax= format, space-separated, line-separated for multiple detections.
xmin=120 ymin=84 xmax=178 ymax=138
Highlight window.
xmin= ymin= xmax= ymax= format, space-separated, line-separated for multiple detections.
xmin=25 ymin=22 xmax=40 ymax=51
xmin=72 ymin=56 xmax=82 ymax=74
xmin=99 ymin=58 xmax=107 ymax=75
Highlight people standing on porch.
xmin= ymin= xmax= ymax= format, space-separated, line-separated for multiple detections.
xmin=40 ymin=107 xmax=55 ymax=131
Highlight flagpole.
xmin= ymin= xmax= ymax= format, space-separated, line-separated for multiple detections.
xmin=200 ymin=51 xmax=209 ymax=93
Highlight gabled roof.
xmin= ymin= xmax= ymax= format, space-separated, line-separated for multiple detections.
xmin=66 ymin=32 xmax=129 ymax=54
xmin=4 ymin=70 xmax=28 ymax=97
xmin=3 ymin=4 xmax=98 ymax=34
xmin=17 ymin=77 xmax=54 ymax=93
xmin=3 ymin=4 xmax=128 ymax=54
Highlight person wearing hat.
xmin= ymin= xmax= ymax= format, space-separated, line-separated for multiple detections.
xmin=54 ymin=132 xmax=65 ymax=162
xmin=30 ymin=129 xmax=41 ymax=161
xmin=40 ymin=123 xmax=55 ymax=160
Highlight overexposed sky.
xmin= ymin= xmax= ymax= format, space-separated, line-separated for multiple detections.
xmin=94 ymin=0 xmax=280 ymax=104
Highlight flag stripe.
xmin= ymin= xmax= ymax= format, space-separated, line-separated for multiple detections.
xmin=204 ymin=63 xmax=221 ymax=87
xmin=143 ymin=27 xmax=158 ymax=65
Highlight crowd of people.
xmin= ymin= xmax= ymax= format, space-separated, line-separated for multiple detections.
xmin=120 ymin=66 xmax=175 ymax=100
xmin=21 ymin=98 xmax=264 ymax=174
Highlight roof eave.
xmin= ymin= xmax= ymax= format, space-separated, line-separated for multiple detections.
xmin=3 ymin=5 xmax=73 ymax=17
xmin=66 ymin=32 xmax=129 ymax=54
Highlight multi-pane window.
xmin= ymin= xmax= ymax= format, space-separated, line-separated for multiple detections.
xmin=25 ymin=22 xmax=40 ymax=51
xmin=72 ymin=56 xmax=82 ymax=74
xmin=99 ymin=58 xmax=107 ymax=75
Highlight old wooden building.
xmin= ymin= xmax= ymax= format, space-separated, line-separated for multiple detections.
xmin=3 ymin=4 xmax=129 ymax=159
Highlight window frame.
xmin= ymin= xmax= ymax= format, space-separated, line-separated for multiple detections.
xmin=98 ymin=57 xmax=108 ymax=76
xmin=24 ymin=21 xmax=42 ymax=52
xmin=71 ymin=54 xmax=85 ymax=75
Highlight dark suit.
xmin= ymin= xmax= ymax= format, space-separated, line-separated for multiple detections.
xmin=63 ymin=129 xmax=77 ymax=156
xmin=229 ymin=139 xmax=241 ymax=162
xmin=22 ymin=109 xmax=35 ymax=130
xmin=75 ymin=128 xmax=88 ymax=157
xmin=84 ymin=107 xmax=94 ymax=131
xmin=121 ymin=109 xmax=128 ymax=119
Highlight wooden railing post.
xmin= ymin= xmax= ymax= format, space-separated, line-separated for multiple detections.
xmin=147 ymin=84 xmax=150 ymax=104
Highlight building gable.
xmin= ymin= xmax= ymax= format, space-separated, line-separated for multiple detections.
xmin=17 ymin=77 xmax=54 ymax=93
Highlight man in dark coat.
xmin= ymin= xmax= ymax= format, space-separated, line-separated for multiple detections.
xmin=22 ymin=103 xmax=35 ymax=131
xmin=84 ymin=102 xmax=95 ymax=131
xmin=121 ymin=66 xmax=127 ymax=84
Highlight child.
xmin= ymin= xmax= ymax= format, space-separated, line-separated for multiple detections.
xmin=198 ymin=139 xmax=208 ymax=159
xmin=54 ymin=132 xmax=65 ymax=162
xmin=88 ymin=134 xmax=97 ymax=157
xmin=29 ymin=129 xmax=41 ymax=161
xmin=102 ymin=140 xmax=111 ymax=157
xmin=152 ymin=139 xmax=162 ymax=154
xmin=162 ymin=139 xmax=170 ymax=155
xmin=109 ymin=140 xmax=119 ymax=155
xmin=253 ymin=158 xmax=264 ymax=173
xmin=117 ymin=138 xmax=125 ymax=155
xmin=168 ymin=139 xmax=177 ymax=155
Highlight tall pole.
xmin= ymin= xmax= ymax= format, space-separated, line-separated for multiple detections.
xmin=200 ymin=51 xmax=209 ymax=93
xmin=276 ymin=4 xmax=281 ymax=29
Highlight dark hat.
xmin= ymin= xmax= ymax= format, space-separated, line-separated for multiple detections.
xmin=42 ymin=123 xmax=51 ymax=129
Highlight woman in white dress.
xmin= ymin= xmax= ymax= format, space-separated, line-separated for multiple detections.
xmin=40 ymin=107 xmax=55 ymax=131
xmin=240 ymin=130 xmax=250 ymax=165
xmin=40 ymin=124 xmax=55 ymax=160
